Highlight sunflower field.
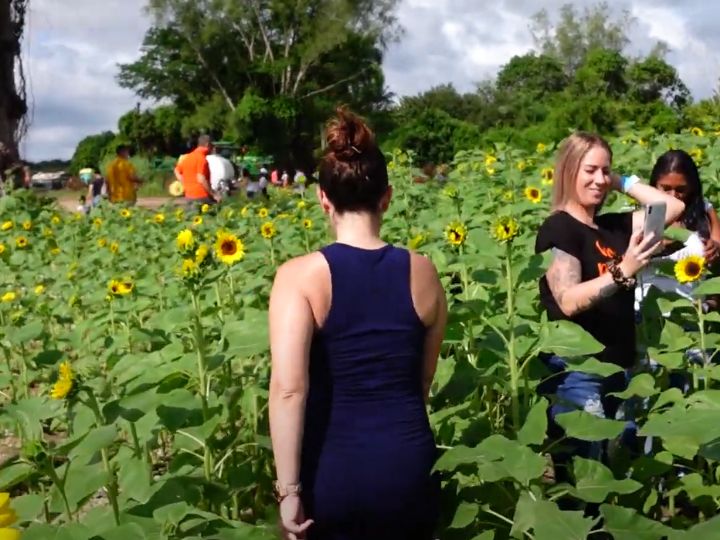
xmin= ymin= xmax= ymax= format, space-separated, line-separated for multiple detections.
xmin=3 ymin=129 xmax=720 ymax=539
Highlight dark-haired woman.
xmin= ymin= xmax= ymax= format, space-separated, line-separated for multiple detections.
xmin=269 ymin=108 xmax=446 ymax=540
xmin=635 ymin=149 xmax=720 ymax=309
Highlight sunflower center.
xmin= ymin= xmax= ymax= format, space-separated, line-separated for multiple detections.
xmin=221 ymin=240 xmax=237 ymax=255
xmin=686 ymin=262 xmax=701 ymax=276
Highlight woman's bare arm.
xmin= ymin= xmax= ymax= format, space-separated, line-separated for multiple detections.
xmin=411 ymin=254 xmax=447 ymax=401
xmin=268 ymin=259 xmax=314 ymax=490
xmin=627 ymin=181 xmax=685 ymax=230
xmin=546 ymin=249 xmax=619 ymax=317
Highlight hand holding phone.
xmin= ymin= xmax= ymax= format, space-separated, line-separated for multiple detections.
xmin=643 ymin=201 xmax=666 ymax=253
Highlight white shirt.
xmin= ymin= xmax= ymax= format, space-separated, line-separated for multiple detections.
xmin=206 ymin=155 xmax=234 ymax=190
xmin=635 ymin=231 xmax=704 ymax=311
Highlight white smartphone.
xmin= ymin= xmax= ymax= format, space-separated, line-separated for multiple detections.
xmin=643 ymin=201 xmax=666 ymax=246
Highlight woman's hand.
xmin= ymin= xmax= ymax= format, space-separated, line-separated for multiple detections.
xmin=279 ymin=495 xmax=313 ymax=540
xmin=704 ymin=238 xmax=720 ymax=265
xmin=619 ymin=229 xmax=662 ymax=278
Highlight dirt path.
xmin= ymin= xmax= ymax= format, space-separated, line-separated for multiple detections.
xmin=56 ymin=197 xmax=180 ymax=212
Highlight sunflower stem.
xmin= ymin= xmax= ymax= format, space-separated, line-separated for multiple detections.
xmin=505 ymin=241 xmax=520 ymax=432
xmin=191 ymin=290 xmax=214 ymax=484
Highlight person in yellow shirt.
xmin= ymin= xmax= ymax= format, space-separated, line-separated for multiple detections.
xmin=106 ymin=145 xmax=142 ymax=203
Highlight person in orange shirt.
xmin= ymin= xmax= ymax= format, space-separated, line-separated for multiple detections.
xmin=105 ymin=145 xmax=142 ymax=204
xmin=175 ymin=135 xmax=216 ymax=206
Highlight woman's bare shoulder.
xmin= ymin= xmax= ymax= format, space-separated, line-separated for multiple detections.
xmin=273 ymin=251 xmax=329 ymax=285
xmin=409 ymin=250 xmax=440 ymax=282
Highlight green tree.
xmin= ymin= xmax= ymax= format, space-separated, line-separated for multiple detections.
xmin=626 ymin=55 xmax=689 ymax=108
xmin=119 ymin=0 xmax=400 ymax=166
xmin=69 ymin=131 xmax=116 ymax=175
xmin=530 ymin=2 xmax=633 ymax=75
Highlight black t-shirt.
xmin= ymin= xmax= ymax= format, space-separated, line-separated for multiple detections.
xmin=536 ymin=210 xmax=635 ymax=367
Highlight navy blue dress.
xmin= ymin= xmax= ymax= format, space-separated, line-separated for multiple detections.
xmin=300 ymin=243 xmax=440 ymax=540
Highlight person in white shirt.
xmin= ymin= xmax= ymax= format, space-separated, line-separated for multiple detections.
xmin=636 ymin=149 xmax=720 ymax=311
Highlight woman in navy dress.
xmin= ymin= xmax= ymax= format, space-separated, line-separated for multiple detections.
xmin=269 ymin=108 xmax=447 ymax=540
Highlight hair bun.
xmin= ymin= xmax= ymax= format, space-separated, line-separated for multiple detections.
xmin=325 ymin=107 xmax=374 ymax=161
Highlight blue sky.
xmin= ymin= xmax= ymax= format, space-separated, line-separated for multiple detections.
xmin=20 ymin=0 xmax=720 ymax=161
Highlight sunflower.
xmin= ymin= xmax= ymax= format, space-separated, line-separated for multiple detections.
xmin=42 ymin=227 xmax=54 ymax=238
xmin=258 ymin=207 xmax=270 ymax=219
xmin=484 ymin=154 xmax=497 ymax=167
xmin=51 ymin=215 xmax=62 ymax=225
xmin=503 ymin=190 xmax=515 ymax=202
xmin=224 ymin=209 xmax=235 ymax=219
xmin=168 ymin=180 xmax=184 ymax=197
xmin=93 ymin=218 xmax=103 ymax=227
xmin=260 ymin=221 xmax=277 ymax=240
xmin=689 ymin=148 xmax=703 ymax=163
xmin=15 ymin=237 xmax=28 ymax=249
xmin=120 ymin=208 xmax=132 ymax=219
xmin=22 ymin=220 xmax=32 ymax=231
xmin=176 ymin=229 xmax=195 ymax=252
xmin=118 ymin=281 xmax=134 ymax=295
xmin=691 ymin=127 xmax=705 ymax=137
xmin=536 ymin=142 xmax=547 ymax=153
xmin=1 ymin=221 xmax=13 ymax=231
xmin=297 ymin=200 xmax=307 ymax=209
xmin=1 ymin=292 xmax=16 ymax=303
xmin=154 ymin=213 xmax=165 ymax=224
xmin=110 ymin=242 xmax=119 ymax=254
xmin=524 ymin=186 xmax=542 ymax=204
xmin=108 ymin=280 xmax=121 ymax=295
xmin=97 ymin=238 xmax=107 ymax=248
xmin=195 ymin=243 xmax=210 ymax=265
xmin=240 ymin=206 xmax=249 ymax=218
xmin=493 ymin=216 xmax=520 ymax=243
xmin=638 ymin=138 xmax=648 ymax=147
xmin=541 ymin=167 xmax=554 ymax=185
xmin=175 ymin=208 xmax=185 ymax=221
xmin=0 ymin=492 xmax=20 ymax=538
xmin=303 ymin=218 xmax=313 ymax=230
xmin=277 ymin=213 xmax=290 ymax=220
xmin=51 ymin=247 xmax=61 ymax=256
xmin=34 ymin=284 xmax=45 ymax=295
xmin=408 ymin=233 xmax=426 ymax=250
xmin=50 ymin=361 xmax=74 ymax=400
xmin=201 ymin=204 xmax=210 ymax=214
xmin=445 ymin=221 xmax=467 ymax=247
xmin=674 ymin=255 xmax=705 ymax=284
xmin=0 ymin=243 xmax=4 ymax=255
xmin=181 ymin=258 xmax=199 ymax=278
xmin=214 ymin=231 xmax=245 ymax=265
xmin=193 ymin=215 xmax=203 ymax=226
xmin=442 ymin=185 xmax=459 ymax=199
xmin=516 ymin=160 xmax=527 ymax=171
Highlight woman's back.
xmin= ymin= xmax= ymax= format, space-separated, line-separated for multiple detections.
xmin=300 ymin=242 xmax=438 ymax=539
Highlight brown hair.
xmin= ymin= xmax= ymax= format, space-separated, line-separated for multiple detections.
xmin=552 ymin=131 xmax=613 ymax=211
xmin=319 ymin=107 xmax=388 ymax=213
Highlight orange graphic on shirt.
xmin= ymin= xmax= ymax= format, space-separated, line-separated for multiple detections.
xmin=594 ymin=240 xmax=618 ymax=275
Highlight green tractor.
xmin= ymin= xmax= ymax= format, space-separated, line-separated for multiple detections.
xmin=212 ymin=141 xmax=272 ymax=175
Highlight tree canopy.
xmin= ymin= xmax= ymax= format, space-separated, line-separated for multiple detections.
xmin=67 ymin=1 xmax=720 ymax=170
xmin=117 ymin=0 xmax=399 ymax=168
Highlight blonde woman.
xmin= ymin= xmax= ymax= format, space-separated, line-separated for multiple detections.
xmin=535 ymin=132 xmax=684 ymax=465
xmin=269 ymin=108 xmax=446 ymax=540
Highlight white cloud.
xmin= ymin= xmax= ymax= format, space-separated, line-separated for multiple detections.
xmin=16 ymin=0 xmax=720 ymax=161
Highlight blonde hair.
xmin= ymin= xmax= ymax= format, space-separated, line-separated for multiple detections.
xmin=552 ymin=132 xmax=613 ymax=211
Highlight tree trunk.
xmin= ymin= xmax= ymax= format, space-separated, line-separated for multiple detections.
xmin=0 ymin=0 xmax=22 ymax=158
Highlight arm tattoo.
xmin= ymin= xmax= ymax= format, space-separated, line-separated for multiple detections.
xmin=547 ymin=248 xmax=618 ymax=315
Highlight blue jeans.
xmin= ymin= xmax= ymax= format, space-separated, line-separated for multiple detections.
xmin=541 ymin=356 xmax=633 ymax=462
